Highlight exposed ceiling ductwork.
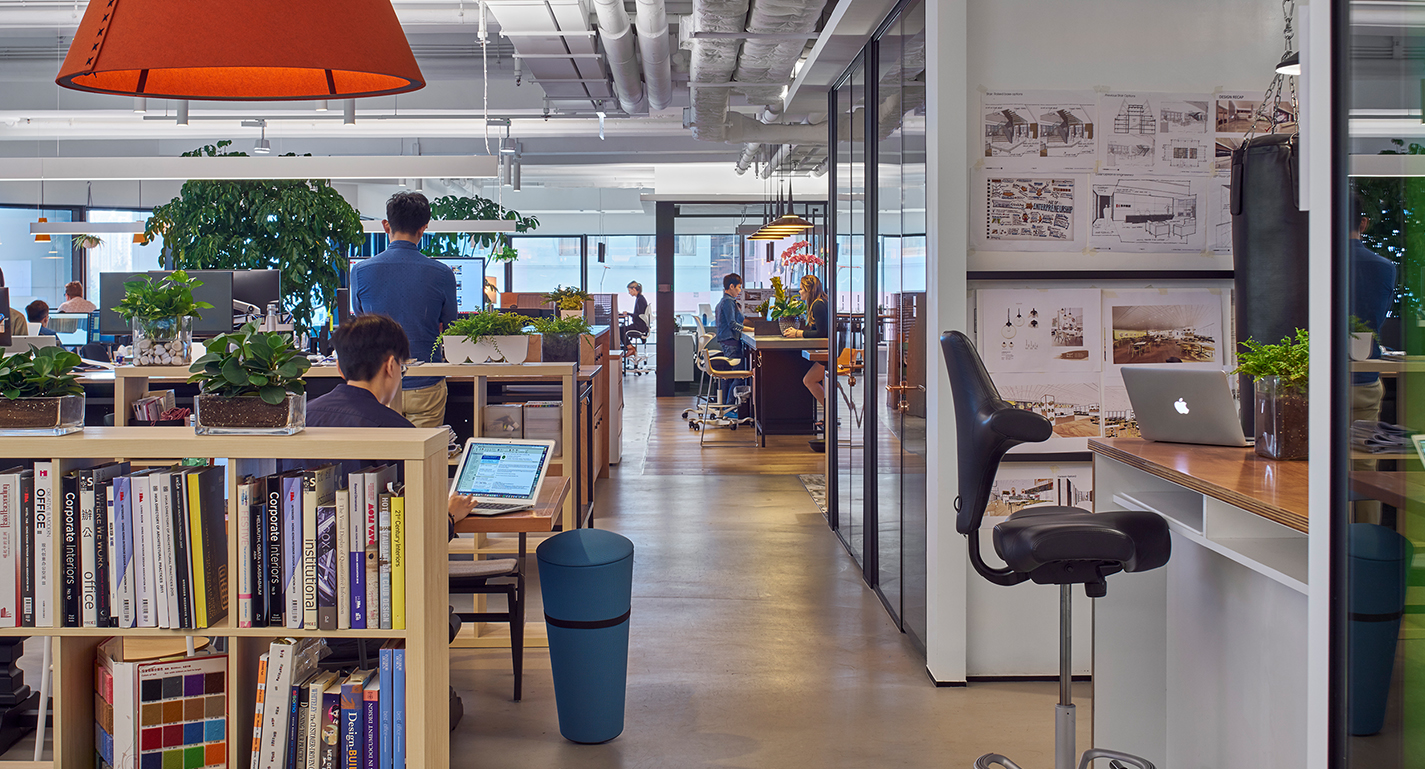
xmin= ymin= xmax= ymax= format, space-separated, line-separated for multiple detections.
xmin=734 ymin=0 xmax=827 ymax=115
xmin=635 ymin=0 xmax=674 ymax=110
xmin=683 ymin=0 xmax=750 ymax=142
xmin=593 ymin=0 xmax=647 ymax=113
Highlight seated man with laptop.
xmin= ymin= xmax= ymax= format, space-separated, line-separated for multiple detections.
xmin=1121 ymin=366 xmax=1251 ymax=447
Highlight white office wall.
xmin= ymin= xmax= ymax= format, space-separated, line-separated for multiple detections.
xmin=923 ymin=0 xmax=1289 ymax=681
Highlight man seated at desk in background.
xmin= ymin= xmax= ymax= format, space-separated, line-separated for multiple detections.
xmin=713 ymin=272 xmax=748 ymax=417
xmin=0 ymin=268 xmax=28 ymax=337
xmin=351 ymin=191 xmax=458 ymax=429
xmin=58 ymin=281 xmax=96 ymax=313
xmin=26 ymin=300 xmax=56 ymax=337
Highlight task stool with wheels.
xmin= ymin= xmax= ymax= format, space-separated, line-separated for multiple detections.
xmin=449 ymin=558 xmax=526 ymax=702
xmin=940 ymin=330 xmax=1170 ymax=769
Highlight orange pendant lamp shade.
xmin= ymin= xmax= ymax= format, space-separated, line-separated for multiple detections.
xmin=34 ymin=218 xmax=49 ymax=243
xmin=56 ymin=0 xmax=424 ymax=101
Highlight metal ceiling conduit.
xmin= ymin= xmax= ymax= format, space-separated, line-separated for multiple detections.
xmin=635 ymin=0 xmax=674 ymax=110
xmin=683 ymin=0 xmax=750 ymax=142
xmin=593 ymin=0 xmax=647 ymax=113
xmin=734 ymin=142 xmax=761 ymax=175
xmin=734 ymin=0 xmax=828 ymax=117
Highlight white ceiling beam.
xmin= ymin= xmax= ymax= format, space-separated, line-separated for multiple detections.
xmin=31 ymin=221 xmax=143 ymax=234
xmin=361 ymin=220 xmax=517 ymax=233
xmin=0 ymin=155 xmax=499 ymax=181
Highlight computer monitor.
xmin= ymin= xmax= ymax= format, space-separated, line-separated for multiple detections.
xmin=434 ymin=259 xmax=487 ymax=312
xmin=2 ymin=336 xmax=59 ymax=355
xmin=231 ymin=269 xmax=282 ymax=314
xmin=46 ymin=313 xmax=92 ymax=347
xmin=99 ymin=270 xmax=235 ymax=336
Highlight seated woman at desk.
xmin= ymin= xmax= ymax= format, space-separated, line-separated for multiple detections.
xmin=620 ymin=280 xmax=650 ymax=355
xmin=782 ymin=275 xmax=830 ymax=426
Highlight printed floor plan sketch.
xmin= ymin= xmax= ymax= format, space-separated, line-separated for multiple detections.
xmin=986 ymin=178 xmax=1075 ymax=242
xmin=982 ymin=90 xmax=1097 ymax=170
xmin=1212 ymin=181 xmax=1232 ymax=252
xmin=1089 ymin=176 xmax=1207 ymax=252
xmin=1158 ymin=100 xmax=1209 ymax=133
xmin=1099 ymin=93 xmax=1212 ymax=175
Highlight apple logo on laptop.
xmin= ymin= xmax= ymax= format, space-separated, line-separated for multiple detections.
xmin=1174 ymin=398 xmax=1190 ymax=415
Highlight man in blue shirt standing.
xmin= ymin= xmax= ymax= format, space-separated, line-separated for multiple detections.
xmin=1351 ymin=192 xmax=1398 ymax=524
xmin=351 ymin=192 xmax=458 ymax=428
xmin=713 ymin=272 xmax=747 ymax=416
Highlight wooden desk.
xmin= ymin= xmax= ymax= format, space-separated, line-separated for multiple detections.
xmin=742 ymin=332 xmax=825 ymax=439
xmin=1351 ymin=470 xmax=1425 ymax=510
xmin=1090 ymin=437 xmax=1308 ymax=768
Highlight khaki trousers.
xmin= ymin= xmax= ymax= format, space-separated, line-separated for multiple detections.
xmin=401 ymin=380 xmax=449 ymax=429
xmin=1352 ymin=379 xmax=1384 ymax=525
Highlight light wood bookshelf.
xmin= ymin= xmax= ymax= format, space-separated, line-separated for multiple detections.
xmin=0 ymin=426 xmax=449 ymax=769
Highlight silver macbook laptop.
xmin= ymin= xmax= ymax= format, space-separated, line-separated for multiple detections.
xmin=2 ymin=335 xmax=59 ymax=355
xmin=449 ymin=438 xmax=556 ymax=515
xmin=1121 ymin=367 xmax=1250 ymax=448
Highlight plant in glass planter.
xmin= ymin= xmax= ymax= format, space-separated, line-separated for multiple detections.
xmin=114 ymin=269 xmax=213 ymax=366
xmin=188 ymin=322 xmax=310 ymax=434
xmin=767 ymin=276 xmax=807 ymax=333
xmin=435 ymin=310 xmax=533 ymax=364
xmin=0 ymin=346 xmax=85 ymax=435
xmin=531 ymin=315 xmax=593 ymax=362
xmin=1233 ymin=329 xmax=1310 ymax=460
xmin=544 ymin=285 xmax=593 ymax=319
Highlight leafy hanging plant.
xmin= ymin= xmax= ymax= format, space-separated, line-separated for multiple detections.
xmin=427 ymin=195 xmax=539 ymax=264
xmin=145 ymin=141 xmax=363 ymax=334
xmin=188 ymin=321 xmax=311 ymax=404
xmin=70 ymin=234 xmax=103 ymax=252
xmin=114 ymin=269 xmax=214 ymax=322
xmin=0 ymin=346 xmax=84 ymax=400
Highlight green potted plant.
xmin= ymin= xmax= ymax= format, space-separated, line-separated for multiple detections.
xmin=544 ymin=285 xmax=593 ymax=320
xmin=0 ymin=346 xmax=85 ymax=435
xmin=767 ymin=276 xmax=807 ymax=333
xmin=188 ymin=321 xmax=311 ymax=434
xmin=531 ymin=315 xmax=593 ymax=363
xmin=114 ymin=269 xmax=213 ymax=367
xmin=427 ymin=195 xmax=540 ymax=264
xmin=70 ymin=234 xmax=103 ymax=252
xmin=1233 ymin=329 xmax=1309 ymax=460
xmin=436 ymin=310 xmax=533 ymax=364
xmin=1349 ymin=315 xmax=1376 ymax=362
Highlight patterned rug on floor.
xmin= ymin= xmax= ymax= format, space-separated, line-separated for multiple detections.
xmin=798 ymin=474 xmax=827 ymax=515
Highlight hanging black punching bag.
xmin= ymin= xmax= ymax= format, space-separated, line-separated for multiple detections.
xmin=1231 ymin=132 xmax=1309 ymax=434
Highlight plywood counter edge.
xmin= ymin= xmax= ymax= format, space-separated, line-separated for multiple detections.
xmin=1087 ymin=438 xmax=1309 ymax=534
xmin=0 ymin=426 xmax=450 ymax=461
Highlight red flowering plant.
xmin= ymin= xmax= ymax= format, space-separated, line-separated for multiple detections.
xmin=779 ymin=241 xmax=825 ymax=282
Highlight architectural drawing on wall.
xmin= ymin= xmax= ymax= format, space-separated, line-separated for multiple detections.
xmin=988 ymin=465 xmax=1093 ymax=517
xmin=1212 ymin=181 xmax=1233 ymax=253
xmin=1216 ymin=94 xmax=1296 ymax=135
xmin=981 ymin=91 xmax=1097 ymax=170
xmin=1214 ymin=137 xmax=1242 ymax=172
xmin=985 ymin=178 xmax=1075 ymax=242
xmin=1159 ymin=137 xmax=1210 ymax=172
xmin=994 ymin=376 xmax=1101 ymax=439
xmin=1104 ymin=138 xmax=1156 ymax=170
xmin=1159 ymin=100 xmax=1209 ymax=133
xmin=1110 ymin=304 xmax=1220 ymax=364
xmin=1100 ymin=385 xmax=1139 ymax=439
xmin=1113 ymin=99 xmax=1156 ymax=135
xmin=976 ymin=288 xmax=1102 ymax=374
xmin=1088 ymin=176 xmax=1207 ymax=252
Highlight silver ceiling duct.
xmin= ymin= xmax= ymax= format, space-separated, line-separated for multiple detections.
xmin=684 ymin=0 xmax=751 ymax=141
xmin=734 ymin=0 xmax=827 ymax=115
xmin=635 ymin=0 xmax=674 ymax=110
xmin=594 ymin=0 xmax=647 ymax=113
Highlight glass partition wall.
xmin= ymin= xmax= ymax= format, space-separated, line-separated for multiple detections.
xmin=828 ymin=0 xmax=927 ymax=646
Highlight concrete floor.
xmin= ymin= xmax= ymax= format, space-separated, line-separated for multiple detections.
xmin=448 ymin=376 xmax=1090 ymax=768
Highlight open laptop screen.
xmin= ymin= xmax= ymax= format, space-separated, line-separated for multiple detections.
xmin=454 ymin=442 xmax=550 ymax=500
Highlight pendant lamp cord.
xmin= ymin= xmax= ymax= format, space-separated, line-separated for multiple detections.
xmin=480 ymin=0 xmax=491 ymax=157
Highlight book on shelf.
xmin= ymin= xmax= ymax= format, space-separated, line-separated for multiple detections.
xmin=349 ymin=470 xmax=368 ymax=631
xmin=377 ymin=487 xmax=393 ymax=631
xmin=60 ymin=468 xmax=80 ymax=627
xmin=18 ymin=469 xmax=33 ymax=627
xmin=0 ymin=465 xmax=26 ymax=629
xmin=335 ymin=487 xmax=351 ymax=631
xmin=250 ymin=652 xmax=269 ymax=769
xmin=95 ymin=636 xmax=227 ymax=769
xmin=33 ymin=461 xmax=52 ymax=628
xmin=283 ymin=473 xmax=303 ymax=629
xmin=92 ymin=464 xmax=129 ymax=627
xmin=361 ymin=671 xmax=380 ymax=769
xmin=256 ymin=637 xmax=323 ymax=769
xmin=379 ymin=641 xmax=395 ymax=769
xmin=303 ymin=466 xmax=337 ymax=630
xmin=390 ymin=641 xmax=405 ymax=769
xmin=339 ymin=669 xmax=366 ymax=769
xmin=389 ymin=492 xmax=405 ymax=631
xmin=318 ymin=673 xmax=343 ymax=769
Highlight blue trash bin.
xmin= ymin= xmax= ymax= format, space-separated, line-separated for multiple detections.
xmin=536 ymin=528 xmax=635 ymax=744
xmin=1349 ymin=522 xmax=1412 ymax=736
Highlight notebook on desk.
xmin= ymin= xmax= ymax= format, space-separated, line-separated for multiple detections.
xmin=1121 ymin=367 xmax=1251 ymax=448
xmin=448 ymin=438 xmax=555 ymax=515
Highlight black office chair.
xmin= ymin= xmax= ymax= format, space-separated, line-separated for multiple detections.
xmin=941 ymin=331 xmax=1169 ymax=769
xmin=449 ymin=558 xmax=526 ymax=702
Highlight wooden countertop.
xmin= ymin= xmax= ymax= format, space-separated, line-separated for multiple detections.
xmin=740 ymin=332 xmax=826 ymax=350
xmin=1351 ymin=471 xmax=1424 ymax=510
xmin=1089 ymin=437 xmax=1310 ymax=533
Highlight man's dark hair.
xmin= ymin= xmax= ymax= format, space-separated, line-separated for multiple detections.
xmin=25 ymin=300 xmax=47 ymax=324
xmin=334 ymin=314 xmax=409 ymax=382
xmin=723 ymin=273 xmax=743 ymax=290
xmin=65 ymin=281 xmax=83 ymax=298
xmin=386 ymin=191 xmax=431 ymax=235
xmin=1352 ymin=192 xmax=1368 ymax=230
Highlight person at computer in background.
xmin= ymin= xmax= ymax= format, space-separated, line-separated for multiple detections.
xmin=1351 ymin=192 xmax=1398 ymax=525
xmin=781 ymin=275 xmax=830 ymax=423
xmin=620 ymin=280 xmax=649 ymax=355
xmin=0 ymin=268 xmax=29 ymax=337
xmin=483 ymin=276 xmax=500 ymax=309
xmin=351 ymin=191 xmax=458 ymax=429
xmin=713 ymin=273 xmax=747 ymax=415
xmin=58 ymin=281 xmax=95 ymax=313
xmin=25 ymin=300 xmax=56 ymax=337
xmin=298 ymin=313 xmax=479 ymax=533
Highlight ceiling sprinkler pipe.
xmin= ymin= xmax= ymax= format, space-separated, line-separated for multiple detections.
xmin=734 ymin=142 xmax=761 ymax=175
xmin=593 ymin=0 xmax=647 ymax=113
xmin=635 ymin=0 xmax=674 ymax=110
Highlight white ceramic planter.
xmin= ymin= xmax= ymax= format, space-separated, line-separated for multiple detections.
xmin=442 ymin=335 xmax=530 ymax=364
xmin=559 ymin=309 xmax=584 ymax=321
xmin=1349 ymin=332 xmax=1374 ymax=362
